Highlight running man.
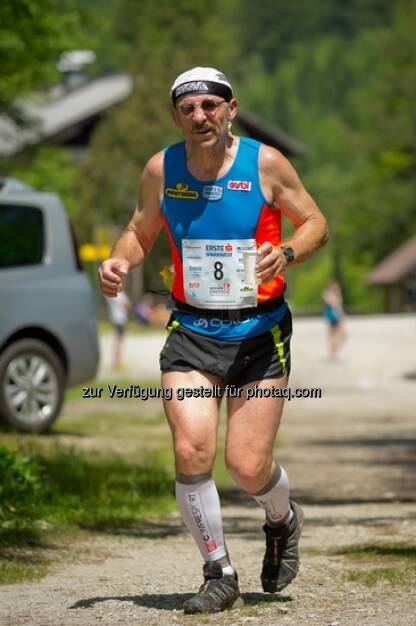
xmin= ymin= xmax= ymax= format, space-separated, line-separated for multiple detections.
xmin=98 ymin=67 xmax=329 ymax=614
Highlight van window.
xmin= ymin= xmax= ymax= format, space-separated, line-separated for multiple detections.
xmin=0 ymin=204 xmax=44 ymax=268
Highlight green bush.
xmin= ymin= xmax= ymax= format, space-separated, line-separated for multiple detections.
xmin=0 ymin=445 xmax=175 ymax=541
xmin=39 ymin=448 xmax=174 ymax=527
xmin=0 ymin=446 xmax=44 ymax=523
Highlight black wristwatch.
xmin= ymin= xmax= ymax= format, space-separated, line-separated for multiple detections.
xmin=280 ymin=246 xmax=295 ymax=264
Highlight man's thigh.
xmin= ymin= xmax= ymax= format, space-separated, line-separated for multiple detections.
xmin=225 ymin=376 xmax=288 ymax=462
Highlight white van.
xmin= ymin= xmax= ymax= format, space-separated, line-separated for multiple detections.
xmin=0 ymin=178 xmax=99 ymax=432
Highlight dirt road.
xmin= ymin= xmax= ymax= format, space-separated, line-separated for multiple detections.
xmin=1 ymin=315 xmax=415 ymax=625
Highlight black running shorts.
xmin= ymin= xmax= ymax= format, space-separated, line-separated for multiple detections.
xmin=159 ymin=308 xmax=292 ymax=386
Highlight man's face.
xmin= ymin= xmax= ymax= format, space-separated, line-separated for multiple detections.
xmin=172 ymin=93 xmax=238 ymax=148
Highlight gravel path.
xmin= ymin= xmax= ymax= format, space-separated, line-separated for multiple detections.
xmin=1 ymin=315 xmax=415 ymax=625
xmin=1 ymin=501 xmax=415 ymax=626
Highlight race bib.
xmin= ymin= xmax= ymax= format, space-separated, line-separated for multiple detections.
xmin=182 ymin=239 xmax=258 ymax=309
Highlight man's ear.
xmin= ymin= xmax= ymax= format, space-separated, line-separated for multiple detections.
xmin=228 ymin=98 xmax=239 ymax=122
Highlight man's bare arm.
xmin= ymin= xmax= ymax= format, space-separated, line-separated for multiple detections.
xmin=257 ymin=145 xmax=329 ymax=282
xmin=98 ymin=151 xmax=164 ymax=296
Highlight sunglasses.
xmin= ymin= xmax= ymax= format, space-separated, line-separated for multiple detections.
xmin=176 ymin=98 xmax=226 ymax=116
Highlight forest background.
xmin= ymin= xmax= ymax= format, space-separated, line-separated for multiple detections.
xmin=1 ymin=0 xmax=415 ymax=312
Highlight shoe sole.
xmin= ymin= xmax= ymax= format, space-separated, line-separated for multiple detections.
xmin=183 ymin=594 xmax=244 ymax=614
xmin=261 ymin=501 xmax=304 ymax=593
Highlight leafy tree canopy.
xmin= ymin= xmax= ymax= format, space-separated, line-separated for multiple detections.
xmin=3 ymin=0 xmax=415 ymax=309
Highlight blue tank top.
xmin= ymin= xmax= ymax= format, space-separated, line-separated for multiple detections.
xmin=161 ymin=137 xmax=286 ymax=340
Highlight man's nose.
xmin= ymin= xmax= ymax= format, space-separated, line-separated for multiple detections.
xmin=192 ymin=104 xmax=207 ymax=122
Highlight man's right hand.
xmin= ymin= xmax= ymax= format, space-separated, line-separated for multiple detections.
xmin=98 ymin=258 xmax=130 ymax=297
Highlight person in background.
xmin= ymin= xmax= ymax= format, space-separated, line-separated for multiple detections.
xmin=322 ymin=279 xmax=347 ymax=362
xmin=135 ymin=293 xmax=170 ymax=327
xmin=105 ymin=290 xmax=131 ymax=369
xmin=134 ymin=292 xmax=154 ymax=325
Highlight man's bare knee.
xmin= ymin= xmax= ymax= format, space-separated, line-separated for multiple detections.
xmin=175 ymin=440 xmax=216 ymax=474
xmin=225 ymin=453 xmax=274 ymax=492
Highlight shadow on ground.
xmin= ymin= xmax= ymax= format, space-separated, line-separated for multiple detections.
xmin=219 ymin=486 xmax=416 ymax=507
xmin=75 ymin=504 xmax=416 ymax=545
xmin=82 ymin=520 xmax=184 ymax=539
xmin=69 ymin=591 xmax=292 ymax=611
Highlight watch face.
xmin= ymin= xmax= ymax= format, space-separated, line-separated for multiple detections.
xmin=282 ymin=247 xmax=295 ymax=262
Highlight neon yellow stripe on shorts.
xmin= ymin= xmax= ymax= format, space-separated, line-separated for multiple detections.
xmin=167 ymin=319 xmax=180 ymax=336
xmin=271 ymin=324 xmax=286 ymax=372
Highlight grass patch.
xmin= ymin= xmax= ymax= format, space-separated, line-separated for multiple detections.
xmin=344 ymin=566 xmax=414 ymax=587
xmin=334 ymin=542 xmax=416 ymax=588
xmin=37 ymin=447 xmax=175 ymax=528
xmin=0 ymin=409 xmax=172 ymax=463
xmin=0 ymin=375 xmax=258 ymax=584
xmin=332 ymin=541 xmax=416 ymax=562
xmin=0 ymin=444 xmax=176 ymax=584
xmin=0 ymin=550 xmax=49 ymax=584
xmin=55 ymin=410 xmax=167 ymax=435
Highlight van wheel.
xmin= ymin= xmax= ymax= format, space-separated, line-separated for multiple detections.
xmin=0 ymin=339 xmax=65 ymax=433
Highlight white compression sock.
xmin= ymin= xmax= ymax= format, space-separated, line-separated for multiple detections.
xmin=176 ymin=473 xmax=230 ymax=565
xmin=251 ymin=464 xmax=294 ymax=526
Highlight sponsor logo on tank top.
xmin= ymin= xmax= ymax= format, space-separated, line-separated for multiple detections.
xmin=165 ymin=182 xmax=199 ymax=199
xmin=202 ymin=185 xmax=223 ymax=201
xmin=227 ymin=180 xmax=252 ymax=191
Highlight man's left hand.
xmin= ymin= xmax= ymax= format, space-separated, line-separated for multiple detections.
xmin=255 ymin=242 xmax=287 ymax=284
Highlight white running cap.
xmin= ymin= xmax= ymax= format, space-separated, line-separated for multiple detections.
xmin=171 ymin=66 xmax=233 ymax=103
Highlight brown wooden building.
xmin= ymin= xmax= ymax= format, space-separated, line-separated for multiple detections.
xmin=0 ymin=74 xmax=305 ymax=160
xmin=366 ymin=235 xmax=416 ymax=312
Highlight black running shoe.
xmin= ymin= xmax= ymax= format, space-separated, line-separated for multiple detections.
xmin=261 ymin=500 xmax=304 ymax=593
xmin=183 ymin=561 xmax=242 ymax=614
